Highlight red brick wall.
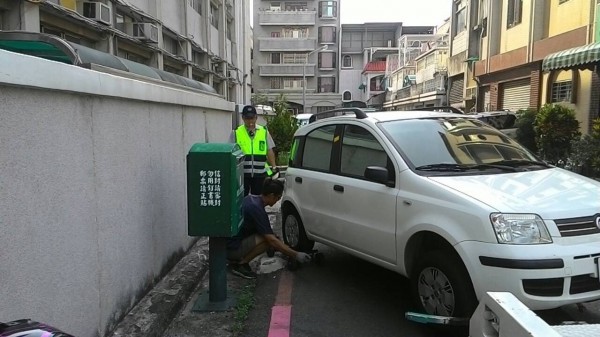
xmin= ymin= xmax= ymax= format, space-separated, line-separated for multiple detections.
xmin=490 ymin=83 xmax=499 ymax=111
xmin=530 ymin=69 xmax=541 ymax=110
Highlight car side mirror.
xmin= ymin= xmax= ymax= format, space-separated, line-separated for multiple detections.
xmin=364 ymin=166 xmax=394 ymax=187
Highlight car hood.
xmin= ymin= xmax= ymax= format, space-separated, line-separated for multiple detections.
xmin=428 ymin=168 xmax=600 ymax=219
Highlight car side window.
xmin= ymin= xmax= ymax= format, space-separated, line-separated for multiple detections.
xmin=302 ymin=125 xmax=337 ymax=171
xmin=340 ymin=125 xmax=390 ymax=178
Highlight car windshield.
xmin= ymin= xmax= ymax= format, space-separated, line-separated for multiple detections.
xmin=379 ymin=117 xmax=543 ymax=171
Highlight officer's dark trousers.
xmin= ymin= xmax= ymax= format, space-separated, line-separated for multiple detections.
xmin=244 ymin=174 xmax=266 ymax=196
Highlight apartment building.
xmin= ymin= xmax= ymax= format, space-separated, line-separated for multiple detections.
xmin=383 ymin=23 xmax=447 ymax=110
xmin=447 ymin=0 xmax=479 ymax=112
xmin=465 ymin=0 xmax=600 ymax=132
xmin=540 ymin=0 xmax=600 ymax=133
xmin=252 ymin=0 xmax=341 ymax=114
xmin=340 ymin=23 xmax=435 ymax=109
xmin=0 ymin=0 xmax=252 ymax=104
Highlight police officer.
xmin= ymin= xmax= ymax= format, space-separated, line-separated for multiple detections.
xmin=229 ymin=105 xmax=277 ymax=196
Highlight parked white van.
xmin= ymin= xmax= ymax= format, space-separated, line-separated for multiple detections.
xmin=281 ymin=108 xmax=600 ymax=318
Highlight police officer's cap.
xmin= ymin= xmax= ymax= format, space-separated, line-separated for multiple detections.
xmin=241 ymin=105 xmax=257 ymax=118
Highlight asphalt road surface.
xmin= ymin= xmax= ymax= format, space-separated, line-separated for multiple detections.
xmin=240 ymin=243 xmax=600 ymax=337
xmin=241 ymin=243 xmax=467 ymax=337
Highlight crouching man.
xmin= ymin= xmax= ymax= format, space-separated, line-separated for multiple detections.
xmin=227 ymin=178 xmax=312 ymax=279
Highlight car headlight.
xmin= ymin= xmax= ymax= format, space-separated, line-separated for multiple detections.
xmin=490 ymin=213 xmax=552 ymax=244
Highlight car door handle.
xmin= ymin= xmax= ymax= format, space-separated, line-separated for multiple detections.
xmin=333 ymin=185 xmax=344 ymax=192
xmin=295 ymin=177 xmax=303 ymax=183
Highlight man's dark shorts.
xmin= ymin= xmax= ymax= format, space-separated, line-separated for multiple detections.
xmin=227 ymin=234 xmax=264 ymax=261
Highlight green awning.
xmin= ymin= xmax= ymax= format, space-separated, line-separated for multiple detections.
xmin=542 ymin=42 xmax=600 ymax=71
xmin=0 ymin=31 xmax=77 ymax=64
xmin=0 ymin=30 xmax=216 ymax=94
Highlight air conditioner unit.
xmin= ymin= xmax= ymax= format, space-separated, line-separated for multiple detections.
xmin=82 ymin=2 xmax=111 ymax=25
xmin=132 ymin=22 xmax=159 ymax=43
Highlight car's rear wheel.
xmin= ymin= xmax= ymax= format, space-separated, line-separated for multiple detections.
xmin=410 ymin=250 xmax=477 ymax=318
xmin=282 ymin=209 xmax=314 ymax=252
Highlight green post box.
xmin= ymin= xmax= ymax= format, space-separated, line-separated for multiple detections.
xmin=187 ymin=143 xmax=244 ymax=237
xmin=186 ymin=143 xmax=244 ymax=311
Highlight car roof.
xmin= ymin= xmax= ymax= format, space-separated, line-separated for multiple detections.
xmin=296 ymin=108 xmax=477 ymax=135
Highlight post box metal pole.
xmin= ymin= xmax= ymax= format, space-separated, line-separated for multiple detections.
xmin=208 ymin=237 xmax=227 ymax=302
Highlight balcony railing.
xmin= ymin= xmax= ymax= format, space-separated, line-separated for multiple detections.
xmin=411 ymin=78 xmax=445 ymax=96
xmin=392 ymin=78 xmax=445 ymax=100
xmin=255 ymin=88 xmax=317 ymax=94
xmin=258 ymin=38 xmax=317 ymax=52
xmin=416 ymin=65 xmax=448 ymax=83
xmin=258 ymin=64 xmax=315 ymax=77
xmin=259 ymin=10 xmax=316 ymax=25
xmin=396 ymin=87 xmax=411 ymax=99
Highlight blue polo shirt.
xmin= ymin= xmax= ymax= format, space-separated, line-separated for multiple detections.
xmin=227 ymin=194 xmax=274 ymax=250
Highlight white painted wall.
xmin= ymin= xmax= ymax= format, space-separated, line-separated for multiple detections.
xmin=340 ymin=68 xmax=363 ymax=102
xmin=452 ymin=31 xmax=468 ymax=55
xmin=0 ymin=50 xmax=233 ymax=337
xmin=226 ymin=39 xmax=232 ymax=63
xmin=210 ymin=26 xmax=220 ymax=55
xmin=125 ymin=0 xmax=152 ymax=16
xmin=186 ymin=6 xmax=208 ymax=50
xmin=162 ymin=0 xmax=184 ymax=35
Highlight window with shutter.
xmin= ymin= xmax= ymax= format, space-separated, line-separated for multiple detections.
xmin=507 ymin=0 xmax=522 ymax=28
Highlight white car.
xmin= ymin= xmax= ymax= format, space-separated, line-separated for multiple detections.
xmin=281 ymin=108 xmax=600 ymax=318
xmin=294 ymin=113 xmax=313 ymax=127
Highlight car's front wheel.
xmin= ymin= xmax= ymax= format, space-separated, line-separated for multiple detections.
xmin=410 ymin=250 xmax=477 ymax=318
xmin=282 ymin=209 xmax=314 ymax=252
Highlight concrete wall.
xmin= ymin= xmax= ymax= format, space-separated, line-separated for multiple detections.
xmin=0 ymin=50 xmax=233 ymax=337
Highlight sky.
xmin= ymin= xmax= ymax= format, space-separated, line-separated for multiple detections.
xmin=340 ymin=0 xmax=451 ymax=26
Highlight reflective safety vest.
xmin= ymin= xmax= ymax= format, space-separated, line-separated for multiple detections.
xmin=235 ymin=125 xmax=272 ymax=176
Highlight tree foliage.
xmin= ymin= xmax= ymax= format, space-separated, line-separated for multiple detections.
xmin=569 ymin=118 xmax=600 ymax=176
xmin=265 ymin=94 xmax=298 ymax=158
xmin=514 ymin=108 xmax=537 ymax=153
xmin=534 ymin=104 xmax=580 ymax=164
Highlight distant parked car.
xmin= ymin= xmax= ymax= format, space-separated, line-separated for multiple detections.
xmin=473 ymin=110 xmax=518 ymax=138
xmin=282 ymin=107 xmax=600 ymax=318
xmin=294 ymin=113 xmax=313 ymax=127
